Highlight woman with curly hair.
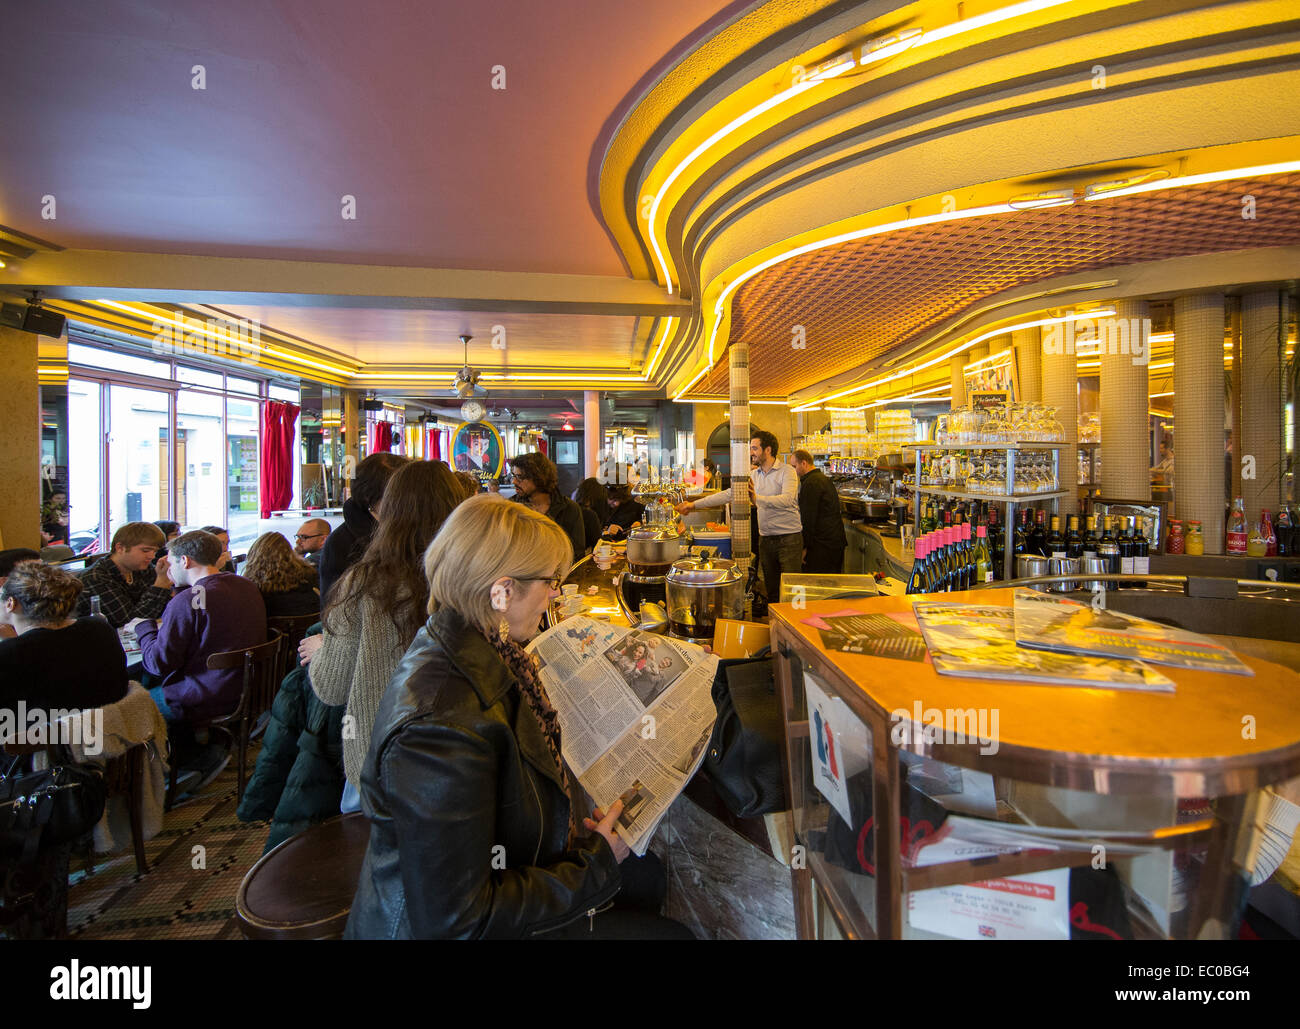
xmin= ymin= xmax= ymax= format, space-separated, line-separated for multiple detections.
xmin=242 ymin=532 xmax=321 ymax=618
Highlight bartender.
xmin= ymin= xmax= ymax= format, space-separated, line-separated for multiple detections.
xmin=676 ymin=430 xmax=802 ymax=599
xmin=792 ymin=450 xmax=847 ymax=574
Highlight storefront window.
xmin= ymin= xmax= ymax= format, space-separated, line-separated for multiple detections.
xmin=107 ymin=384 xmax=171 ymax=540
xmin=177 ymin=389 xmax=225 ymax=530
xmin=66 ymin=379 xmax=102 ymax=550
xmin=226 ymin=395 xmax=261 ymax=548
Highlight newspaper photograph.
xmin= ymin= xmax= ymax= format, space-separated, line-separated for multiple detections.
xmin=527 ymin=616 xmax=719 ymax=855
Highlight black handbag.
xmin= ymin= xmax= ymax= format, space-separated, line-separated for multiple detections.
xmin=701 ymin=651 xmax=787 ymax=818
xmin=1 ymin=756 xmax=106 ymax=865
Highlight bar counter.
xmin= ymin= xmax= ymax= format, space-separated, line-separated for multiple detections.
xmin=768 ymin=588 xmax=1300 ymax=940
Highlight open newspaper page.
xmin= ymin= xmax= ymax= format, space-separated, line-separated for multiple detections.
xmin=527 ymin=616 xmax=719 ymax=855
xmin=1012 ymin=588 xmax=1254 ymax=675
xmin=912 ymin=602 xmax=1175 ymax=692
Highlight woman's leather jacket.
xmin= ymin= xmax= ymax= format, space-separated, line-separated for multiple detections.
xmin=345 ymin=607 xmax=621 ymax=938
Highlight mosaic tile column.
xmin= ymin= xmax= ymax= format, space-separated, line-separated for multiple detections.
xmin=1013 ymin=326 xmax=1042 ymax=402
xmin=950 ymin=356 xmax=966 ymax=409
xmin=728 ymin=338 xmax=752 ymax=605
xmin=1040 ymin=327 xmax=1078 ymax=516
xmin=1240 ymin=290 xmax=1285 ymax=523
xmin=1100 ymin=299 xmax=1150 ymax=501
xmin=1174 ymin=294 xmax=1226 ymax=553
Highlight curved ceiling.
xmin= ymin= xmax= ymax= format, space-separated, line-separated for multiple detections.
xmin=596 ymin=0 xmax=1300 ymax=400
xmin=695 ymin=171 xmax=1300 ymax=397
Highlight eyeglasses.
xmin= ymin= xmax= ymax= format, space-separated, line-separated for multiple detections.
xmin=510 ymin=473 xmax=528 ymax=482
xmin=516 ymin=575 xmax=563 ymax=591
xmin=294 ymin=533 xmax=326 ymax=541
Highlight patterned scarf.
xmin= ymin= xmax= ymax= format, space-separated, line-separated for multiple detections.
xmin=483 ymin=627 xmax=580 ymax=846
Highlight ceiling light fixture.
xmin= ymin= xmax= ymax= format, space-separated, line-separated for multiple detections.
xmin=1007 ymin=188 xmax=1075 ymax=210
xmin=1081 ymin=169 xmax=1171 ymax=200
xmin=858 ymin=28 xmax=925 ymax=67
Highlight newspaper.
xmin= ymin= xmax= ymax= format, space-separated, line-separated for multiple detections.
xmin=912 ymin=602 xmax=1175 ymax=691
xmin=527 ymin=616 xmax=719 ymax=856
xmin=1012 ymin=588 xmax=1254 ymax=676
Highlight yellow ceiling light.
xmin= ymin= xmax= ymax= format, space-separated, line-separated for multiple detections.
xmin=644 ymin=317 xmax=676 ymax=378
xmin=1081 ymin=160 xmax=1300 ymax=201
xmin=789 ymin=308 xmax=1114 ymax=411
xmin=643 ymin=0 xmax=1087 ymax=294
xmin=1149 ymin=391 xmax=1174 ymax=398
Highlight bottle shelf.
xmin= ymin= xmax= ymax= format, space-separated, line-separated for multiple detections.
xmin=912 ymin=486 xmax=1067 ymax=503
xmin=904 ymin=442 xmax=1064 ymax=451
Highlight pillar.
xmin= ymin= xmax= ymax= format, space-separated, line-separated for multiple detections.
xmin=729 ymin=338 xmax=752 ymax=606
xmin=1099 ymin=299 xmax=1150 ymax=500
xmin=1013 ymin=327 xmax=1042 ymax=402
xmin=950 ymin=357 xmax=966 ymax=409
xmin=342 ymin=389 xmax=360 ymax=498
xmin=0 ymin=326 xmax=41 ymax=549
xmin=1041 ymin=325 xmax=1079 ymax=516
xmin=1173 ymin=294 xmax=1227 ymax=553
xmin=1240 ymin=290 xmax=1285 ymax=523
xmin=584 ymin=390 xmax=601 ymax=480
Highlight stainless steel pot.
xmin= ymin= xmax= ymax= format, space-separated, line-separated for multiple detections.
xmin=1079 ymin=556 xmax=1107 ymax=593
xmin=1048 ymin=556 xmax=1078 ymax=593
xmin=1016 ymin=554 xmax=1050 ymax=590
xmin=665 ymin=555 xmax=744 ymax=642
xmin=626 ymin=527 xmax=683 ymax=580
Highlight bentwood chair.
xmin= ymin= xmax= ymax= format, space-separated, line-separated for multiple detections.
xmin=166 ymin=632 xmax=283 ymax=808
xmin=267 ymin=613 xmax=320 ymax=687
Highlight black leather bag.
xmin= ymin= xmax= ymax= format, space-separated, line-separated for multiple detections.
xmin=0 ymin=757 xmax=106 ymax=865
xmin=702 ymin=651 xmax=787 ymax=818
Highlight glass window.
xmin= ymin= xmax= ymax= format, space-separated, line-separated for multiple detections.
xmin=177 ymin=389 xmax=226 ymax=531
xmin=108 ymin=384 xmax=171 ymax=540
xmin=269 ymin=383 xmax=299 ymax=402
xmin=176 ymin=365 xmax=225 ymax=389
xmin=226 ymin=396 xmax=261 ymax=550
xmin=66 ymin=379 xmax=103 ymax=552
xmin=227 ymin=376 xmax=262 ymax=397
xmin=69 ymin=342 xmax=172 ymax=380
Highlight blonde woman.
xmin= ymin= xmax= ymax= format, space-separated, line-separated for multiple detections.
xmin=346 ymin=493 xmax=692 ymax=940
xmin=242 ymin=532 xmax=320 ymax=618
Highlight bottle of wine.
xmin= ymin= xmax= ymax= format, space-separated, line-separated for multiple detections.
xmin=1098 ymin=516 xmax=1120 ymax=590
xmin=1014 ymin=509 xmax=1030 ymax=562
xmin=1028 ymin=509 xmax=1048 ymax=557
xmin=906 ymin=534 xmax=928 ymax=594
xmin=1130 ymin=516 xmax=1149 ymax=588
xmin=1117 ymin=517 xmax=1134 ymax=588
xmin=1065 ymin=514 xmax=1082 ymax=560
xmin=974 ymin=523 xmax=993 ymax=585
xmin=1046 ymin=515 xmax=1066 ymax=559
xmin=959 ymin=519 xmax=973 ymax=590
xmin=989 ymin=507 xmax=1005 ymax=581
xmin=1081 ymin=515 xmax=1099 ymax=561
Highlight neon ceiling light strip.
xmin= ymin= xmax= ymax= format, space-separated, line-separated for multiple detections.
xmin=789 ymin=308 xmax=1113 ymax=411
xmin=644 ymin=317 xmax=676 ymax=378
xmin=643 ymin=0 xmax=1081 ymax=293
xmin=1081 ymin=161 xmax=1300 ymax=201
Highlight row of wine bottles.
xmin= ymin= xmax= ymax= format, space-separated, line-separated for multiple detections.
xmin=908 ymin=502 xmax=1151 ymax=593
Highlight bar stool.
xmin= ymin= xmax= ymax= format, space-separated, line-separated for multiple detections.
xmin=235 ymin=813 xmax=370 ymax=940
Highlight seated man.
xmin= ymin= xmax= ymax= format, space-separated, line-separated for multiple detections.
xmin=129 ymin=531 xmax=266 ymax=769
xmin=76 ymin=522 xmax=172 ymax=628
xmin=200 ymin=525 xmax=235 ymax=572
xmin=293 ymin=517 xmax=331 ymax=568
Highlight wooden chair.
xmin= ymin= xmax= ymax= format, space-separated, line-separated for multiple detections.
xmin=235 ymin=813 xmax=371 ymax=940
xmin=165 ymin=631 xmax=283 ymax=808
xmin=267 ymin=612 xmax=320 ymax=685
xmin=97 ymin=743 xmax=149 ymax=876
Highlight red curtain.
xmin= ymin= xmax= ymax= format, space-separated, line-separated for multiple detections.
xmin=369 ymin=420 xmax=394 ymax=454
xmin=259 ymin=401 xmax=299 ymax=518
xmin=429 ymin=426 xmax=441 ymax=461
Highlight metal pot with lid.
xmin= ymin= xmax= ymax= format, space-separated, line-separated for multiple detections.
xmin=665 ymin=554 xmax=744 ymax=642
xmin=626 ymin=525 xmax=683 ymax=582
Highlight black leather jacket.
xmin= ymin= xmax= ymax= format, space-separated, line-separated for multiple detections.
xmin=345 ymin=607 xmax=621 ymax=938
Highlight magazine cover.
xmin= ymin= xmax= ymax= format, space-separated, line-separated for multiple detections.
xmin=1011 ymin=589 xmax=1254 ymax=676
xmin=912 ymin=602 xmax=1176 ymax=691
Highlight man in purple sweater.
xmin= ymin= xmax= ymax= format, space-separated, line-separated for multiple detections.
xmin=128 ymin=530 xmax=266 ymax=789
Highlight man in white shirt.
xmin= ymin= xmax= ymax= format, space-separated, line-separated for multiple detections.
xmin=676 ymin=430 xmax=803 ymax=599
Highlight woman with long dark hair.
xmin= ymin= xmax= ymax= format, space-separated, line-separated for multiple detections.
xmin=304 ymin=460 xmax=463 ymax=810
xmin=572 ymin=477 xmax=610 ymax=551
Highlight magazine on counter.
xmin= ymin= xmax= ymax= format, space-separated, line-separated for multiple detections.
xmin=1012 ymin=588 xmax=1254 ymax=676
xmin=527 ymin=616 xmax=719 ymax=855
xmin=911 ymin=602 xmax=1176 ymax=691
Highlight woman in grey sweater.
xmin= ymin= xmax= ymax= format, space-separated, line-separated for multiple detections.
xmin=306 ymin=460 xmax=464 ymax=805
